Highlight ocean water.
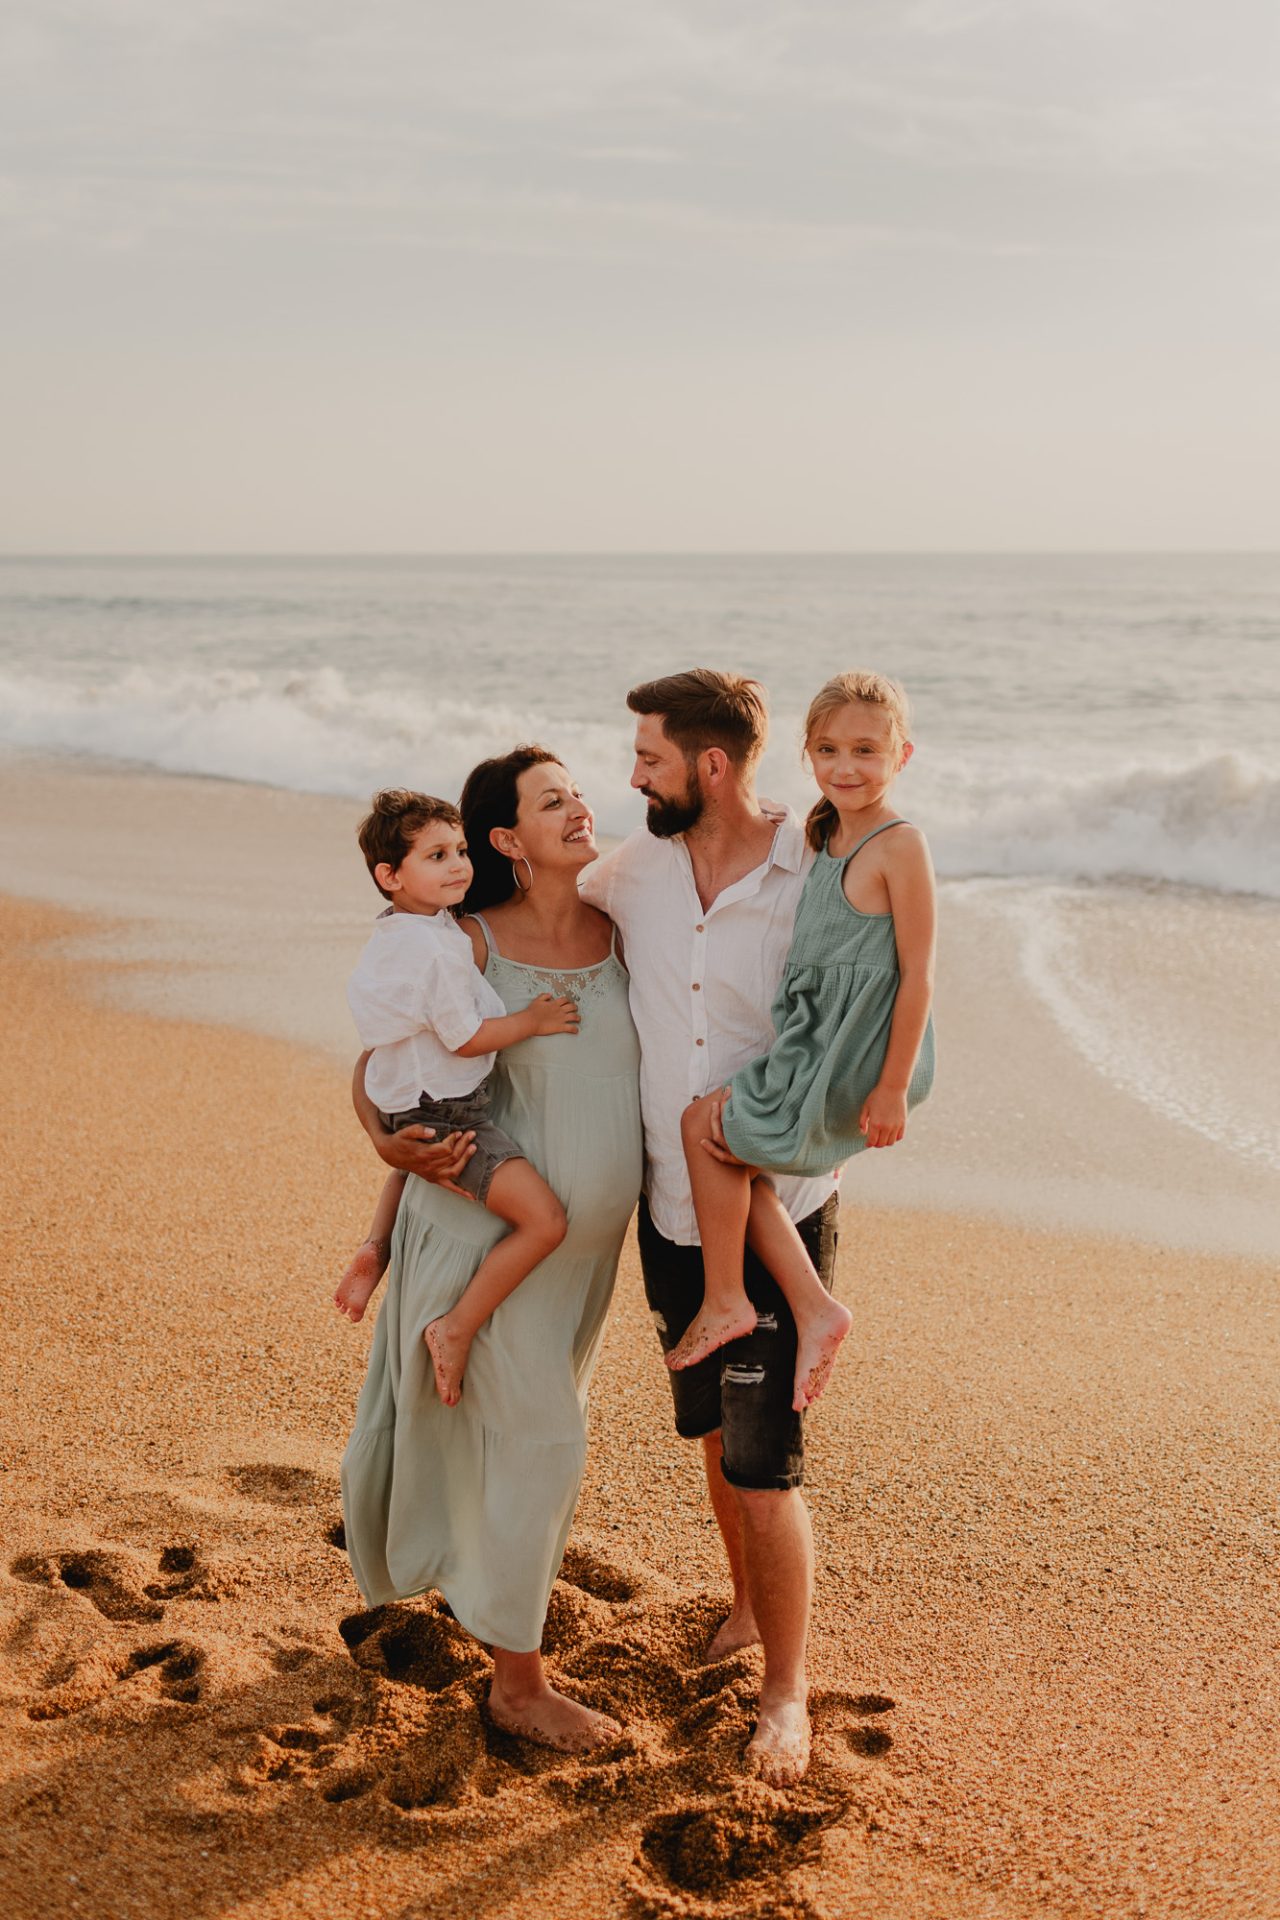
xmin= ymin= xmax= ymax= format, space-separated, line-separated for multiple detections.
xmin=1 ymin=551 xmax=1278 ymax=898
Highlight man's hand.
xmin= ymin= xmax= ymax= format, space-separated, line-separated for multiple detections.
xmin=697 ymin=1087 xmax=753 ymax=1168
xmin=378 ymin=1124 xmax=478 ymax=1196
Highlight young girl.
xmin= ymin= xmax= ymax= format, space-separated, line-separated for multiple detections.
xmin=665 ymin=671 xmax=936 ymax=1410
xmin=335 ymin=789 xmax=580 ymax=1408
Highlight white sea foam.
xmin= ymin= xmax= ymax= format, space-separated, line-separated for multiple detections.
xmin=3 ymin=662 xmax=1277 ymax=899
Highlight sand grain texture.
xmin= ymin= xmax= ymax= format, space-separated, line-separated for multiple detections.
xmin=1 ymin=894 xmax=1278 ymax=1920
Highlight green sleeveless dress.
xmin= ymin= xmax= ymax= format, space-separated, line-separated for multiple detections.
xmin=721 ymin=820 xmax=935 ymax=1177
xmin=341 ymin=920 xmax=642 ymax=1654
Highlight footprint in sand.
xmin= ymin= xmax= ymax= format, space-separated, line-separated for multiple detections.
xmin=225 ymin=1463 xmax=332 ymax=1506
xmin=28 ymin=1637 xmax=208 ymax=1721
xmin=630 ymin=1789 xmax=849 ymax=1920
xmin=809 ymin=1688 xmax=896 ymax=1764
xmin=11 ymin=1542 xmax=220 ymax=1623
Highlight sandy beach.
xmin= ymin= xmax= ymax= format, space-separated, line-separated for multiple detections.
xmin=2 ymin=761 xmax=1279 ymax=1919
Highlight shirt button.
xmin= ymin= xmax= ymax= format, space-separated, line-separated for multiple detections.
xmin=695 ymin=923 xmax=704 ymax=932
xmin=695 ymin=1037 xmax=704 ymax=1046
xmin=691 ymin=982 xmax=701 ymax=992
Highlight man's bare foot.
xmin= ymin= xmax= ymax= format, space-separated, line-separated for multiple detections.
xmin=424 ymin=1316 xmax=472 ymax=1407
xmin=666 ymin=1301 xmax=759 ymax=1371
xmin=487 ymin=1679 xmax=622 ymax=1753
xmin=333 ymin=1239 xmax=388 ymax=1323
xmin=744 ymin=1694 xmax=811 ymax=1787
xmin=706 ymin=1601 xmax=761 ymax=1661
xmin=792 ymin=1297 xmax=854 ymax=1410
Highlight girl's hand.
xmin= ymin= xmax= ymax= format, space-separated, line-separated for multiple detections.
xmin=859 ymin=1085 xmax=907 ymax=1150
xmin=529 ymin=992 xmax=581 ymax=1036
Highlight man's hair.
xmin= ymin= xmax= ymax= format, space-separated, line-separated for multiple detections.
xmin=357 ymin=789 xmax=462 ymax=900
xmin=626 ymin=668 xmax=769 ymax=771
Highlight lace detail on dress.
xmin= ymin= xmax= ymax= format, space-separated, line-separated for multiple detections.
xmin=492 ymin=955 xmax=626 ymax=1007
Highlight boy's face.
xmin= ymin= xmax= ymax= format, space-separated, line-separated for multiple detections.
xmin=378 ymin=821 xmax=472 ymax=914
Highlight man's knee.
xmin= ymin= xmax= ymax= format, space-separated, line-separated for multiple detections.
xmin=732 ymin=1482 xmax=803 ymax=1528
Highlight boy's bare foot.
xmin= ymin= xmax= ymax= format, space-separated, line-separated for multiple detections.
xmin=744 ymin=1693 xmax=811 ymax=1787
xmin=706 ymin=1601 xmax=761 ymax=1661
xmin=333 ymin=1240 xmax=388 ymax=1323
xmin=424 ymin=1316 xmax=472 ymax=1407
xmin=792 ymin=1297 xmax=854 ymax=1411
xmin=666 ymin=1302 xmax=758 ymax=1371
xmin=487 ymin=1679 xmax=622 ymax=1753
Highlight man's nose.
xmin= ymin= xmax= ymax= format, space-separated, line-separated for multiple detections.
xmin=629 ymin=764 xmax=645 ymax=789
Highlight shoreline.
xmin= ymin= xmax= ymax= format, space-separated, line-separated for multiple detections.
xmin=2 ymin=889 xmax=1280 ymax=1918
xmin=2 ymin=748 xmax=1276 ymax=1260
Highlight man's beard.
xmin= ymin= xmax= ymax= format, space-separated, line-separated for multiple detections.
xmin=642 ymin=777 xmax=704 ymax=839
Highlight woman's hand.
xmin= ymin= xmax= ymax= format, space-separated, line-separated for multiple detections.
xmin=859 ymin=1083 xmax=907 ymax=1150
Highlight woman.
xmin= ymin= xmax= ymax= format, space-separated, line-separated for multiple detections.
xmin=341 ymin=746 xmax=642 ymax=1754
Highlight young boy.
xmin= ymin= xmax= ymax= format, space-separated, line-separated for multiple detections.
xmin=337 ymin=788 xmax=578 ymax=1406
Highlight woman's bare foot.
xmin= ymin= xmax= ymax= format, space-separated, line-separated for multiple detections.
xmin=791 ymin=1297 xmax=854 ymax=1410
xmin=744 ymin=1692 xmax=811 ymax=1787
xmin=333 ymin=1239 xmax=388 ymax=1323
xmin=666 ymin=1300 xmax=758 ymax=1371
xmin=487 ymin=1678 xmax=622 ymax=1753
xmin=706 ymin=1600 xmax=760 ymax=1661
xmin=424 ymin=1316 xmax=472 ymax=1406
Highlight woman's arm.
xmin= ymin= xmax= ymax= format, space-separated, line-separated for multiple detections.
xmin=860 ymin=832 xmax=936 ymax=1149
xmin=351 ymin=1051 xmax=477 ymax=1193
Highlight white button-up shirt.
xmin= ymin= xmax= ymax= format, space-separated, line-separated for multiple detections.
xmin=347 ymin=908 xmax=507 ymax=1113
xmin=580 ymin=812 xmax=839 ymax=1244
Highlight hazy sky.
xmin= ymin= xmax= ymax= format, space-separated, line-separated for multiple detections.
xmin=3 ymin=1 xmax=1278 ymax=551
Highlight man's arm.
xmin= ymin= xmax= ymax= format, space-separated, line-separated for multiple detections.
xmin=351 ymin=1051 xmax=477 ymax=1194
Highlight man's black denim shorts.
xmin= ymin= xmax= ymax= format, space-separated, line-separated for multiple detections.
xmin=636 ymin=1191 xmax=840 ymax=1492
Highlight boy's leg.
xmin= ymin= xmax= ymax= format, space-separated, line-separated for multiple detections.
xmin=665 ymin=1095 xmax=758 ymax=1371
xmin=424 ymin=1159 xmax=566 ymax=1405
xmin=745 ymin=1181 xmax=853 ymax=1410
xmin=334 ymin=1170 xmax=407 ymax=1322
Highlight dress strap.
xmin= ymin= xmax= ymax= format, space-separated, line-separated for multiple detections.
xmin=465 ymin=911 xmax=499 ymax=959
xmin=841 ymin=819 xmax=909 ymax=862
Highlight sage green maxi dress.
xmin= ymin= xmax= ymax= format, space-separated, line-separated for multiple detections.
xmin=341 ymin=919 xmax=642 ymax=1654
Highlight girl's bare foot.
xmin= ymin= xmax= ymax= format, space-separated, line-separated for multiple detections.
xmin=744 ymin=1693 xmax=811 ymax=1786
xmin=666 ymin=1301 xmax=758 ymax=1371
xmin=792 ymin=1297 xmax=854 ymax=1410
xmin=424 ymin=1316 xmax=472 ymax=1406
xmin=334 ymin=1239 xmax=388 ymax=1323
xmin=487 ymin=1679 xmax=622 ymax=1753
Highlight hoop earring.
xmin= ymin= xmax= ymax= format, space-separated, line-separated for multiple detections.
xmin=511 ymin=856 xmax=533 ymax=895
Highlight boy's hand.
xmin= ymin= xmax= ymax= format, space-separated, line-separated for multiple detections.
xmin=859 ymin=1085 xmax=907 ymax=1150
xmin=529 ymin=992 xmax=580 ymax=1036
xmin=378 ymin=1124 xmax=478 ymax=1196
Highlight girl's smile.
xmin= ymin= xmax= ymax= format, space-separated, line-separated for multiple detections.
xmin=807 ymin=701 xmax=912 ymax=826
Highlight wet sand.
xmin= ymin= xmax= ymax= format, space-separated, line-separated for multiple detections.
xmin=2 ymin=885 xmax=1279 ymax=1920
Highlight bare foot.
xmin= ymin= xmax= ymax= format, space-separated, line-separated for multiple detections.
xmin=488 ymin=1680 xmax=622 ymax=1754
xmin=706 ymin=1602 xmax=760 ymax=1661
xmin=792 ymin=1297 xmax=854 ymax=1410
xmin=333 ymin=1239 xmax=388 ymax=1323
xmin=424 ymin=1316 xmax=472 ymax=1407
xmin=744 ymin=1694 xmax=811 ymax=1787
xmin=666 ymin=1301 xmax=759 ymax=1371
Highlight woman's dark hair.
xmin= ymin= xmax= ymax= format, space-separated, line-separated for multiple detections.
xmin=460 ymin=743 xmax=562 ymax=911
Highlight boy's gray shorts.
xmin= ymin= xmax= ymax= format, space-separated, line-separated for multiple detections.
xmin=377 ymin=1078 xmax=524 ymax=1206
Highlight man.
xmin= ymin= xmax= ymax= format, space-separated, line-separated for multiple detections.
xmin=579 ymin=669 xmax=841 ymax=1787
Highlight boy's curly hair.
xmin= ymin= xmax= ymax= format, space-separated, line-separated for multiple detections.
xmin=357 ymin=789 xmax=461 ymax=900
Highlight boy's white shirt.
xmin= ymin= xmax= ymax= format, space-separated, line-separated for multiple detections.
xmin=579 ymin=813 xmax=840 ymax=1246
xmin=347 ymin=908 xmax=508 ymax=1113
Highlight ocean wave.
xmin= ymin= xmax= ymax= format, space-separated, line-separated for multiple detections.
xmin=1 ymin=665 xmax=1276 ymax=898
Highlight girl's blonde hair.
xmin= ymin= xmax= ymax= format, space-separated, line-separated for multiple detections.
xmin=803 ymin=671 xmax=911 ymax=850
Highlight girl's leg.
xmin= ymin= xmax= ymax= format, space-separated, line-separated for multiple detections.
xmin=334 ymin=1171 xmax=407 ymax=1322
xmin=424 ymin=1159 xmax=566 ymax=1405
xmin=665 ymin=1095 xmax=761 ymax=1371
xmin=745 ymin=1181 xmax=852 ymax=1411
xmin=488 ymin=1646 xmax=621 ymax=1752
